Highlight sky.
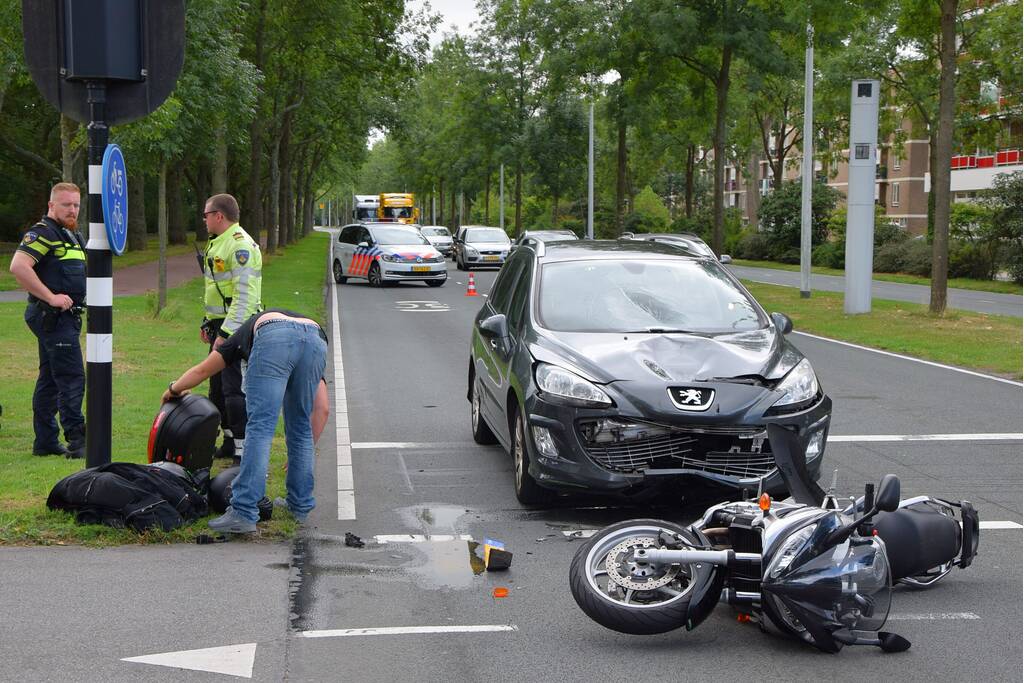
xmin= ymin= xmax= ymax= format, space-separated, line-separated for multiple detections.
xmin=407 ymin=0 xmax=480 ymax=44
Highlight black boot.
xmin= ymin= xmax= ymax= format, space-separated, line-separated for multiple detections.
xmin=215 ymin=438 xmax=236 ymax=461
xmin=65 ymin=425 xmax=86 ymax=460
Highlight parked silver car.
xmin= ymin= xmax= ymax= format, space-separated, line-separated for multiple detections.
xmin=454 ymin=226 xmax=511 ymax=270
xmin=420 ymin=225 xmax=454 ymax=256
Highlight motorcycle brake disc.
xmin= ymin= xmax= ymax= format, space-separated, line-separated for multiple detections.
xmin=605 ymin=536 xmax=681 ymax=591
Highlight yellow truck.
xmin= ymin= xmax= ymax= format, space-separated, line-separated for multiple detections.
xmin=376 ymin=193 xmax=419 ymax=224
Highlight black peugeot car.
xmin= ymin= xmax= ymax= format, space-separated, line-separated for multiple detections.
xmin=468 ymin=240 xmax=831 ymax=504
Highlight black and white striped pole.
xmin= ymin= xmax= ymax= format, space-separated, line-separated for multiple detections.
xmin=85 ymin=82 xmax=112 ymax=467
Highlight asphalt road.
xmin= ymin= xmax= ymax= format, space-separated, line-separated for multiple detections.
xmin=727 ymin=264 xmax=1023 ymax=317
xmin=0 ymin=237 xmax=1019 ymax=681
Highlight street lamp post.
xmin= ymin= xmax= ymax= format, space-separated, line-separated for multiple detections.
xmin=799 ymin=23 xmax=814 ymax=299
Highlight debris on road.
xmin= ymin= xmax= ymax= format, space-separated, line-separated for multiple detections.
xmin=345 ymin=532 xmax=365 ymax=548
xmin=483 ymin=538 xmax=512 ymax=571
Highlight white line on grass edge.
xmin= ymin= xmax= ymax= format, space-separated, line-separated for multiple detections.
xmin=328 ymin=236 xmax=356 ymax=520
xmin=794 ymin=331 xmax=1022 ymax=387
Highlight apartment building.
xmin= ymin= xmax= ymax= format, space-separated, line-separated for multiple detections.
xmin=724 ymin=116 xmax=1021 ymax=236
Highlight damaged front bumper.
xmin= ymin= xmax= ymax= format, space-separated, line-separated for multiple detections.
xmin=521 ymin=387 xmax=832 ymax=501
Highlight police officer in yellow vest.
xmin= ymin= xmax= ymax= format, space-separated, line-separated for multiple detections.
xmin=9 ymin=183 xmax=87 ymax=458
xmin=201 ymin=193 xmax=263 ymax=461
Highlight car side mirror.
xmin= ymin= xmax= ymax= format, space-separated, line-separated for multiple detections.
xmin=478 ymin=314 xmax=508 ymax=340
xmin=719 ymin=254 xmax=732 ymax=264
xmin=770 ymin=312 xmax=793 ymax=335
xmin=875 ymin=474 xmax=901 ymax=512
xmin=358 ymin=241 xmax=369 ymax=248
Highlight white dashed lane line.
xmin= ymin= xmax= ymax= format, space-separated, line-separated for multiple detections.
xmin=297 ymin=625 xmax=518 ymax=639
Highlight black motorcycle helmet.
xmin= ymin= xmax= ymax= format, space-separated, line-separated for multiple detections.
xmin=208 ymin=466 xmax=272 ymax=521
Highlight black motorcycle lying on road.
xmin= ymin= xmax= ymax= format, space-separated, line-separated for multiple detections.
xmin=569 ymin=425 xmax=980 ymax=653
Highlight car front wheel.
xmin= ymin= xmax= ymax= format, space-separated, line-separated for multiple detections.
xmin=512 ymin=407 xmax=546 ymax=505
xmin=368 ymin=262 xmax=383 ymax=287
xmin=471 ymin=377 xmax=498 ymax=445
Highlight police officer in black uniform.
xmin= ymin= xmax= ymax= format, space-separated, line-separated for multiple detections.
xmin=9 ymin=182 xmax=87 ymax=458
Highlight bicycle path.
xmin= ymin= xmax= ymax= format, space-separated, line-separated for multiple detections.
xmin=727 ymin=264 xmax=1022 ymax=317
xmin=0 ymin=252 xmax=200 ymax=303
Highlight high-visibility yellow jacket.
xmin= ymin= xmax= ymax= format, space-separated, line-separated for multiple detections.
xmin=203 ymin=223 xmax=263 ymax=338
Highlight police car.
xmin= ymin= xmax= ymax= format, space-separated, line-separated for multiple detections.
xmin=332 ymin=223 xmax=447 ymax=287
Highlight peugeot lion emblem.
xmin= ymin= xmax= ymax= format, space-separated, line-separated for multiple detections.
xmin=416 ymin=256 xmax=423 ymax=263
xmin=668 ymin=387 xmax=715 ymax=411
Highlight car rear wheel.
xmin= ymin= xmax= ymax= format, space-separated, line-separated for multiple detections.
xmin=332 ymin=259 xmax=347 ymax=284
xmin=471 ymin=377 xmax=498 ymax=445
xmin=512 ymin=407 xmax=546 ymax=505
xmin=367 ymin=262 xmax=383 ymax=287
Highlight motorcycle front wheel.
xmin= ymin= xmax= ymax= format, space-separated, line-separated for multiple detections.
xmin=569 ymin=519 xmax=718 ymax=635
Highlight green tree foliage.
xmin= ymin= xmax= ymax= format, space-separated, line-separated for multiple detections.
xmin=757 ymin=180 xmax=839 ymax=261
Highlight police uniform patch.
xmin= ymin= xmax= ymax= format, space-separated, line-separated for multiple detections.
xmin=232 ymin=232 xmax=245 ymax=240
xmin=22 ymin=231 xmax=38 ymax=245
xmin=213 ymin=256 xmax=226 ymax=272
xmin=236 ymin=250 xmax=250 ymax=265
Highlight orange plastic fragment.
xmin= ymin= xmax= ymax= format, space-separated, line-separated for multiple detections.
xmin=492 ymin=587 xmax=509 ymax=598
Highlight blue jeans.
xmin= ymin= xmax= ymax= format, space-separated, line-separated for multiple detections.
xmin=229 ymin=321 xmax=327 ymax=523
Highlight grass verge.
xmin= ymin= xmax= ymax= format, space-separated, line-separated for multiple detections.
xmin=0 ymin=235 xmax=204 ymax=291
xmin=0 ymin=232 xmax=329 ymax=546
xmin=745 ymin=280 xmax=1023 ymax=378
xmin=732 ymin=258 xmax=1023 ymax=295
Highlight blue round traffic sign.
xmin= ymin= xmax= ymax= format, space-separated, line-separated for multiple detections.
xmin=101 ymin=144 xmax=128 ymax=255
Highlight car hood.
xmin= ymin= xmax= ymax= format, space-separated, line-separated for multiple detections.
xmin=465 ymin=241 xmax=510 ymax=250
xmin=379 ymin=244 xmax=441 ymax=258
xmin=528 ymin=328 xmax=802 ymax=385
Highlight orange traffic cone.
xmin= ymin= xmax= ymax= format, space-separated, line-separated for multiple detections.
xmin=465 ymin=272 xmax=479 ymax=296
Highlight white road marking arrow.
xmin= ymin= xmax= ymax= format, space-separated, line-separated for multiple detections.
xmin=121 ymin=643 xmax=257 ymax=678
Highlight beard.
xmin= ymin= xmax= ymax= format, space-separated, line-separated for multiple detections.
xmin=59 ymin=216 xmax=78 ymax=230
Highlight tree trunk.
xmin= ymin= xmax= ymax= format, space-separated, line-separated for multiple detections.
xmin=615 ymin=116 xmax=627 ymax=234
xmin=127 ymin=168 xmax=147 ymax=251
xmin=484 ymin=170 xmax=491 ymax=225
xmin=167 ymin=160 xmax=186 ymax=245
xmin=60 ymin=115 xmax=77 ymax=181
xmin=930 ymin=0 xmax=958 ymax=315
xmin=450 ymin=191 xmax=457 ymax=231
xmin=157 ymin=163 xmax=168 ymax=312
xmin=772 ymin=121 xmax=786 ymax=190
xmin=279 ymin=113 xmax=294 ymax=245
xmin=746 ymin=148 xmax=761 ymax=227
xmin=438 ymin=177 xmax=444 ymax=225
xmin=212 ymin=125 xmax=228 ymax=194
xmin=514 ymin=163 xmax=523 ymax=237
xmin=685 ymin=144 xmax=695 ymax=218
xmin=267 ymin=133 xmax=281 ymax=253
xmin=243 ymin=0 xmax=267 ymax=245
xmin=552 ymin=191 xmax=559 ymax=226
xmin=711 ymin=45 xmax=733 ymax=255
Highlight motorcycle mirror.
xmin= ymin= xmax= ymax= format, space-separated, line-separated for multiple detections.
xmin=875 ymin=474 xmax=901 ymax=512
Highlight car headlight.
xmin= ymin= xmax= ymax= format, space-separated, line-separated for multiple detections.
xmin=381 ymin=254 xmax=401 ymax=263
xmin=465 ymin=246 xmax=479 ymax=256
xmin=765 ymin=522 xmax=818 ymax=579
xmin=535 ymin=363 xmax=611 ymax=406
xmin=773 ymin=358 xmax=819 ymax=407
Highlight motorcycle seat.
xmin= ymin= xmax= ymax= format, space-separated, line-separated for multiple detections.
xmin=872 ymin=504 xmax=961 ymax=581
